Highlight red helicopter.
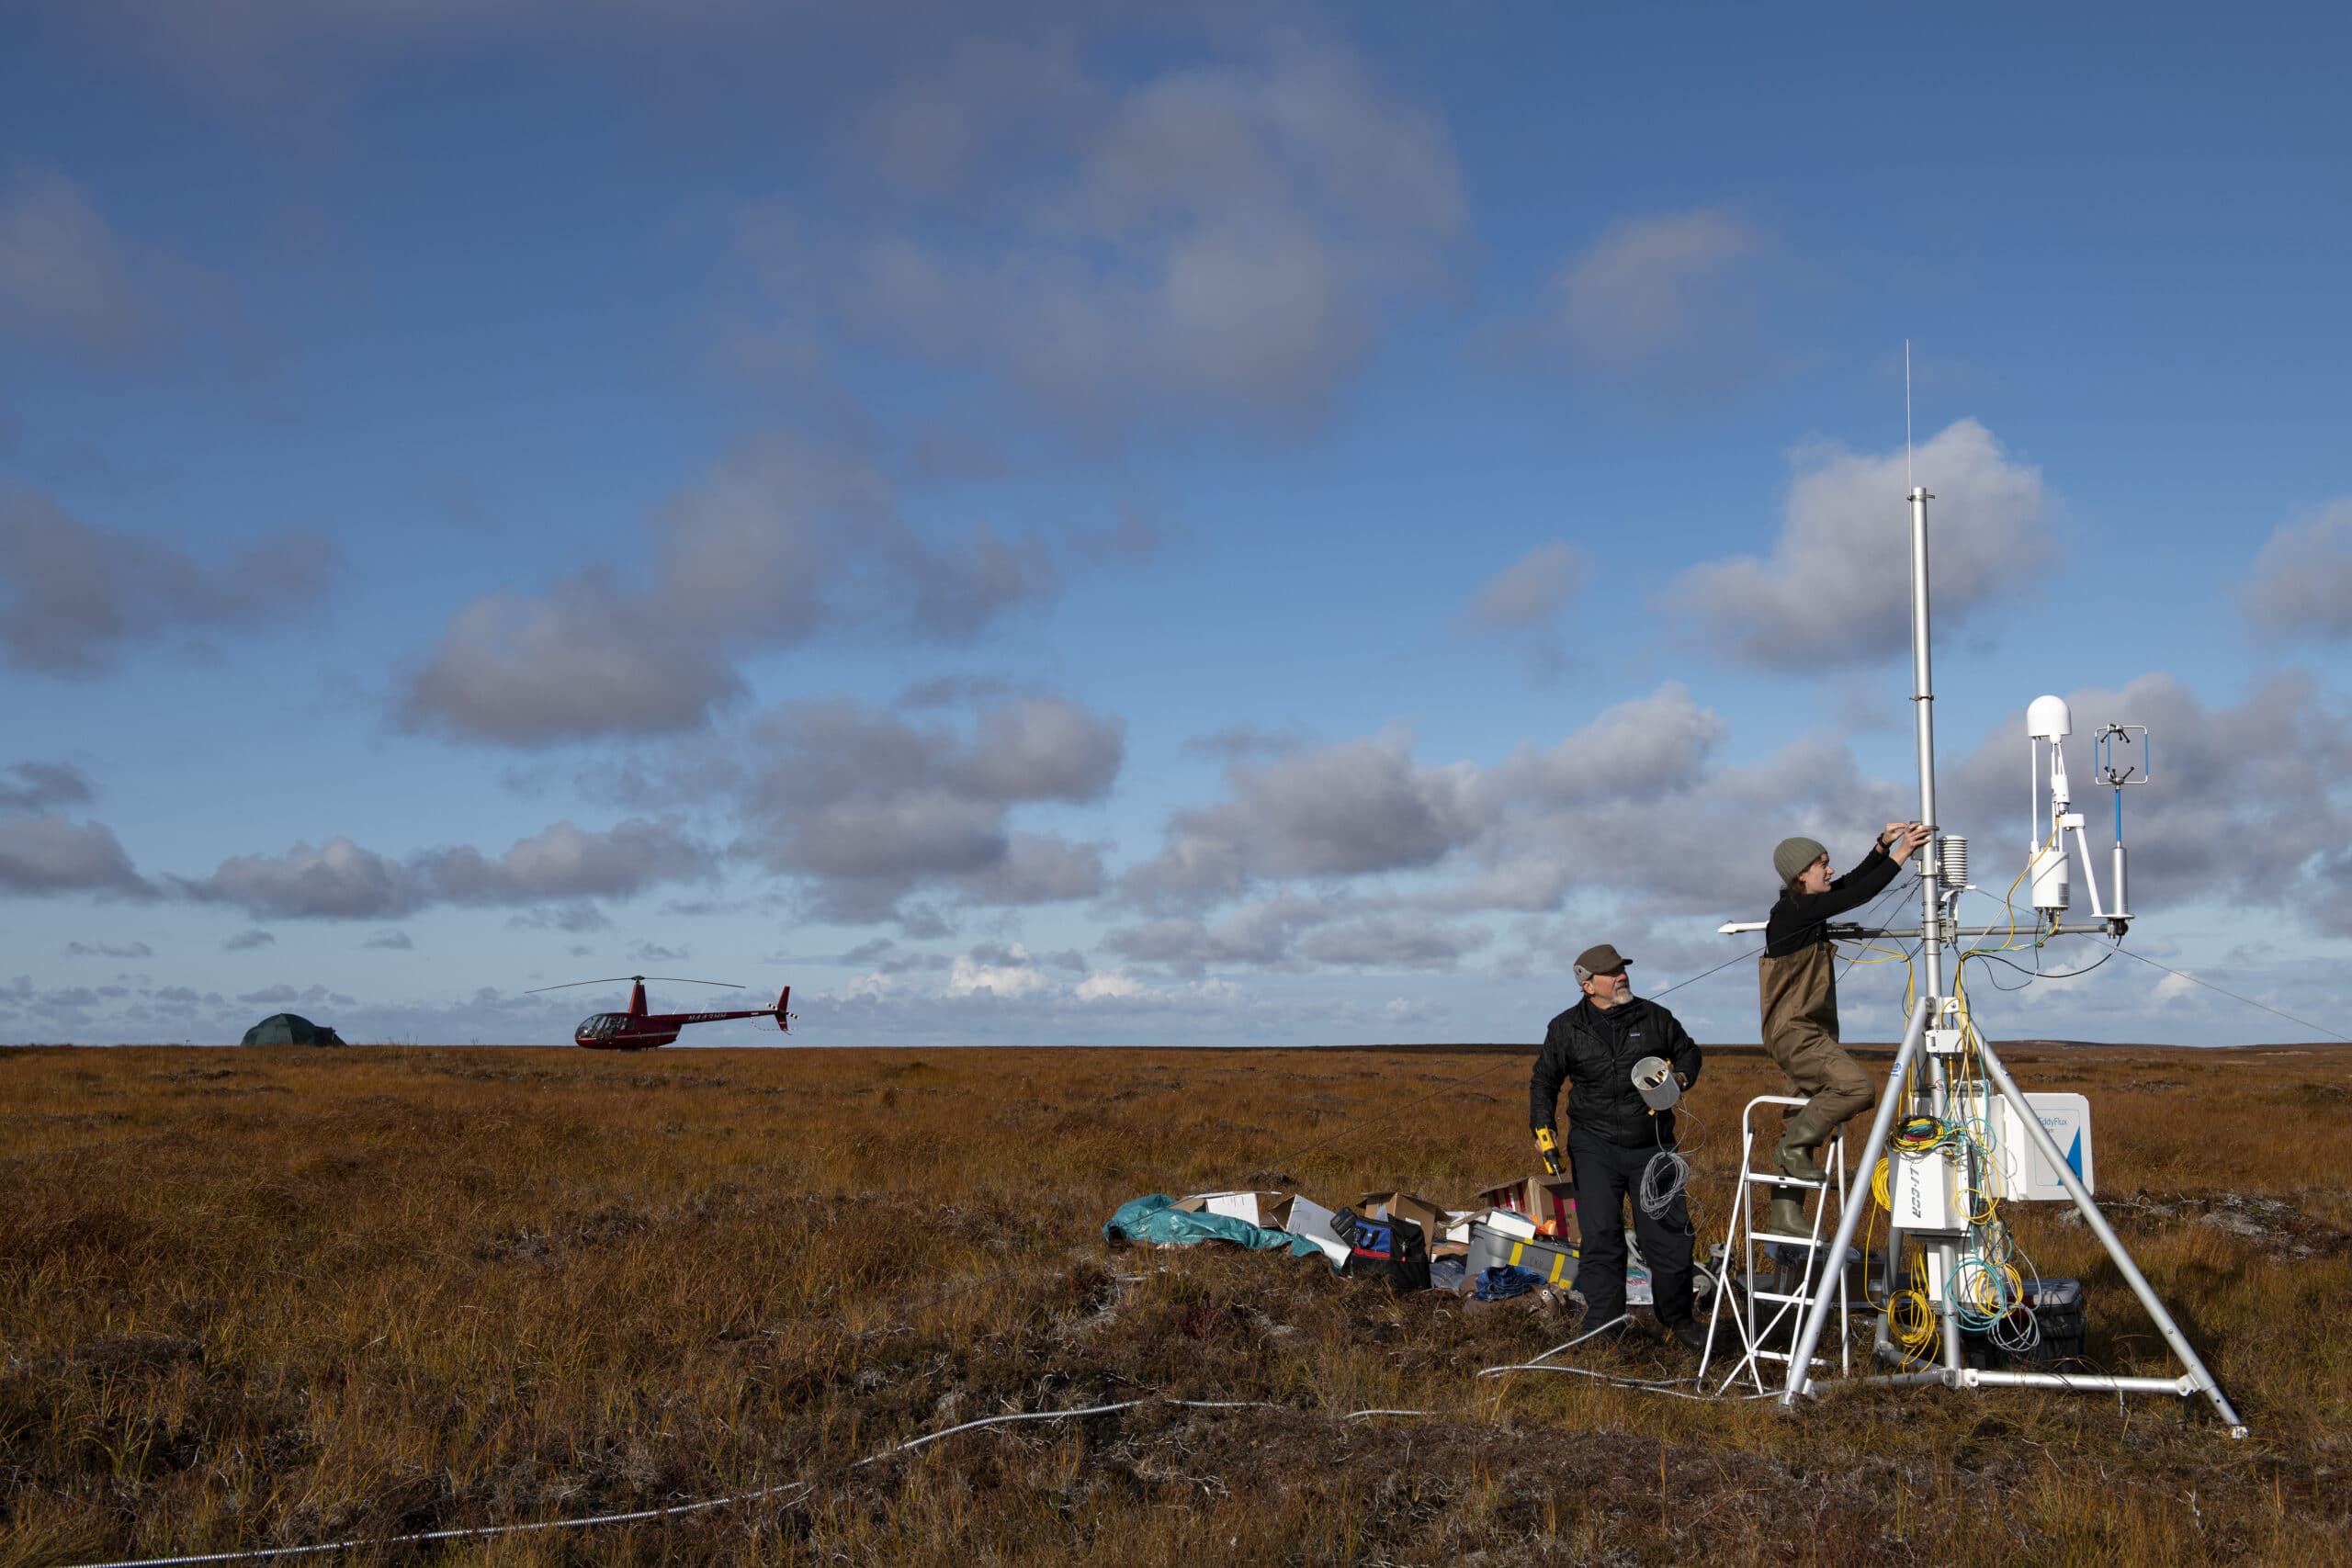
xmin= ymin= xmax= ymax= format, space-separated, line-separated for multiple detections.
xmin=525 ymin=975 xmax=794 ymax=1050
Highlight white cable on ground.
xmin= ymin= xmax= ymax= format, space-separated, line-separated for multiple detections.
xmin=1478 ymin=1313 xmax=1786 ymax=1403
xmin=57 ymin=1397 xmax=1439 ymax=1568
xmin=55 ymin=1483 xmax=816 ymax=1568
xmin=1476 ymin=1363 xmax=1779 ymax=1403
xmin=1526 ymin=1313 xmax=1633 ymax=1363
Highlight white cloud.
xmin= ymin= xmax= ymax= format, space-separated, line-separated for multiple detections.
xmin=0 ymin=761 xmax=96 ymax=813
xmin=0 ymin=491 xmax=334 ymax=678
xmin=948 ymin=943 xmax=1052 ymax=998
xmin=424 ymin=818 xmax=717 ymax=905
xmin=1296 ymin=917 xmax=1489 ymax=970
xmin=173 ymin=818 xmax=715 ymax=920
xmin=733 ymin=694 xmax=1123 ymax=924
xmin=401 ymin=434 xmax=1060 ymax=744
xmin=1554 ymin=207 xmax=1763 ymax=369
xmin=1125 ymin=728 xmax=1479 ymax=904
xmin=1074 ymin=969 xmax=1144 ymax=1000
xmin=0 ymin=165 xmax=152 ymax=358
xmin=1480 ymin=682 xmax=1727 ymax=808
xmin=955 ymin=832 xmax=1107 ymax=906
xmin=1125 ymin=684 xmax=1731 ymax=920
xmin=729 ymin=44 xmax=1464 ymax=436
xmin=0 ymin=816 xmax=151 ymax=897
xmin=1667 ymin=419 xmax=2048 ymax=669
xmin=1457 ymin=541 xmax=1581 ymax=631
xmin=1105 ymin=681 xmax=1928 ymax=981
xmin=63 ymin=939 xmax=153 ymax=959
xmin=181 ymin=837 xmax=424 ymax=920
xmin=2242 ymin=499 xmax=2352 ymax=639
xmin=1106 ymin=891 xmax=1355 ymax=972
xmin=405 ymin=574 xmax=743 ymax=745
xmin=1182 ymin=723 xmax=1311 ymax=763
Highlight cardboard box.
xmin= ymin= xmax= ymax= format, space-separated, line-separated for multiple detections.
xmin=1353 ymin=1190 xmax=1449 ymax=1244
xmin=1481 ymin=1207 xmax=1538 ymax=1242
xmin=1475 ymin=1175 xmax=1577 ymax=1237
xmin=1278 ymin=1194 xmax=1352 ymax=1266
xmin=1467 ymin=1220 xmax=1578 ymax=1288
xmin=1176 ymin=1190 xmax=1295 ymax=1229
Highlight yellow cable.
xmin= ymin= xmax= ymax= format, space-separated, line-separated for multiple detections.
xmin=1958 ymin=821 xmax=2058 ymax=965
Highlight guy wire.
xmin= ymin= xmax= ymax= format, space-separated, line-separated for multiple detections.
xmin=2103 ymin=945 xmax=2352 ymax=1043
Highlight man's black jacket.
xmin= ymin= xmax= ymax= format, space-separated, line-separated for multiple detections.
xmin=1530 ymin=996 xmax=1703 ymax=1149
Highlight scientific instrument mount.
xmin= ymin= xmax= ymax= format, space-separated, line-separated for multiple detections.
xmin=1719 ymin=485 xmax=2244 ymax=1436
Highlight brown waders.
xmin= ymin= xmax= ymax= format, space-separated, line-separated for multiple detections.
xmin=1758 ymin=942 xmax=1876 ymax=1233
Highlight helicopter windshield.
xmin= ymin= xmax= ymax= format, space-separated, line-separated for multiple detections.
xmin=580 ymin=1013 xmax=628 ymax=1041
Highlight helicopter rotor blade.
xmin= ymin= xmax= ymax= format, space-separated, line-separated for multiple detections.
xmin=523 ymin=975 xmax=746 ymax=994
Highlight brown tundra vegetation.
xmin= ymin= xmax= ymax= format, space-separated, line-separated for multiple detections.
xmin=4 ymin=1041 xmax=2349 ymax=1566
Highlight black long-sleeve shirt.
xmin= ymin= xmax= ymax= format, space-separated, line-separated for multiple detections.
xmin=1763 ymin=842 xmax=1902 ymax=958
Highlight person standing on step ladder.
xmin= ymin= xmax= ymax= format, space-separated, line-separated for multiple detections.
xmin=1759 ymin=824 xmax=1934 ymax=1237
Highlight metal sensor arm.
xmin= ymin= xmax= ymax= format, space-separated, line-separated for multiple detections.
xmin=2067 ymin=818 xmax=2110 ymax=921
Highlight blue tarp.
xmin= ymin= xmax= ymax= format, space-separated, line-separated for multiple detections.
xmin=1103 ymin=1194 xmax=1333 ymax=1263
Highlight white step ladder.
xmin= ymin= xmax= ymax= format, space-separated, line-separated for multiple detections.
xmin=1699 ymin=1093 xmax=1854 ymax=1393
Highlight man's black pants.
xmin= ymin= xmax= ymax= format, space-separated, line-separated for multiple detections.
xmin=1567 ymin=1128 xmax=1697 ymax=1326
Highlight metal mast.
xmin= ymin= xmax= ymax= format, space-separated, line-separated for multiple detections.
xmin=1906 ymin=485 xmax=1967 ymax=1375
xmin=1909 ymin=487 xmax=1943 ymax=1014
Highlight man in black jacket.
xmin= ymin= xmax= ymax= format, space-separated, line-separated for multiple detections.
xmin=1530 ymin=942 xmax=1706 ymax=1351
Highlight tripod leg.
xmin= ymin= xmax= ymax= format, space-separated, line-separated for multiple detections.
xmin=1973 ymin=1038 xmax=2246 ymax=1437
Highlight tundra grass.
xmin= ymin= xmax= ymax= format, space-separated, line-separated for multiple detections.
xmin=3 ymin=1043 xmax=2347 ymax=1565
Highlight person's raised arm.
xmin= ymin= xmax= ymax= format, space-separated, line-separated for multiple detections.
xmin=1782 ymin=823 xmax=1929 ymax=923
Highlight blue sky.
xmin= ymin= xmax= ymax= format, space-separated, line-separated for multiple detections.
xmin=4 ymin=2 xmax=2348 ymax=1047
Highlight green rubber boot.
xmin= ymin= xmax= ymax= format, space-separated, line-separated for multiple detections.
xmin=1775 ymin=1111 xmax=1833 ymax=1184
xmin=1768 ymin=1194 xmax=1809 ymax=1237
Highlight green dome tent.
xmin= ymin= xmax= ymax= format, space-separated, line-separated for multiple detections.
xmin=240 ymin=1013 xmax=347 ymax=1047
